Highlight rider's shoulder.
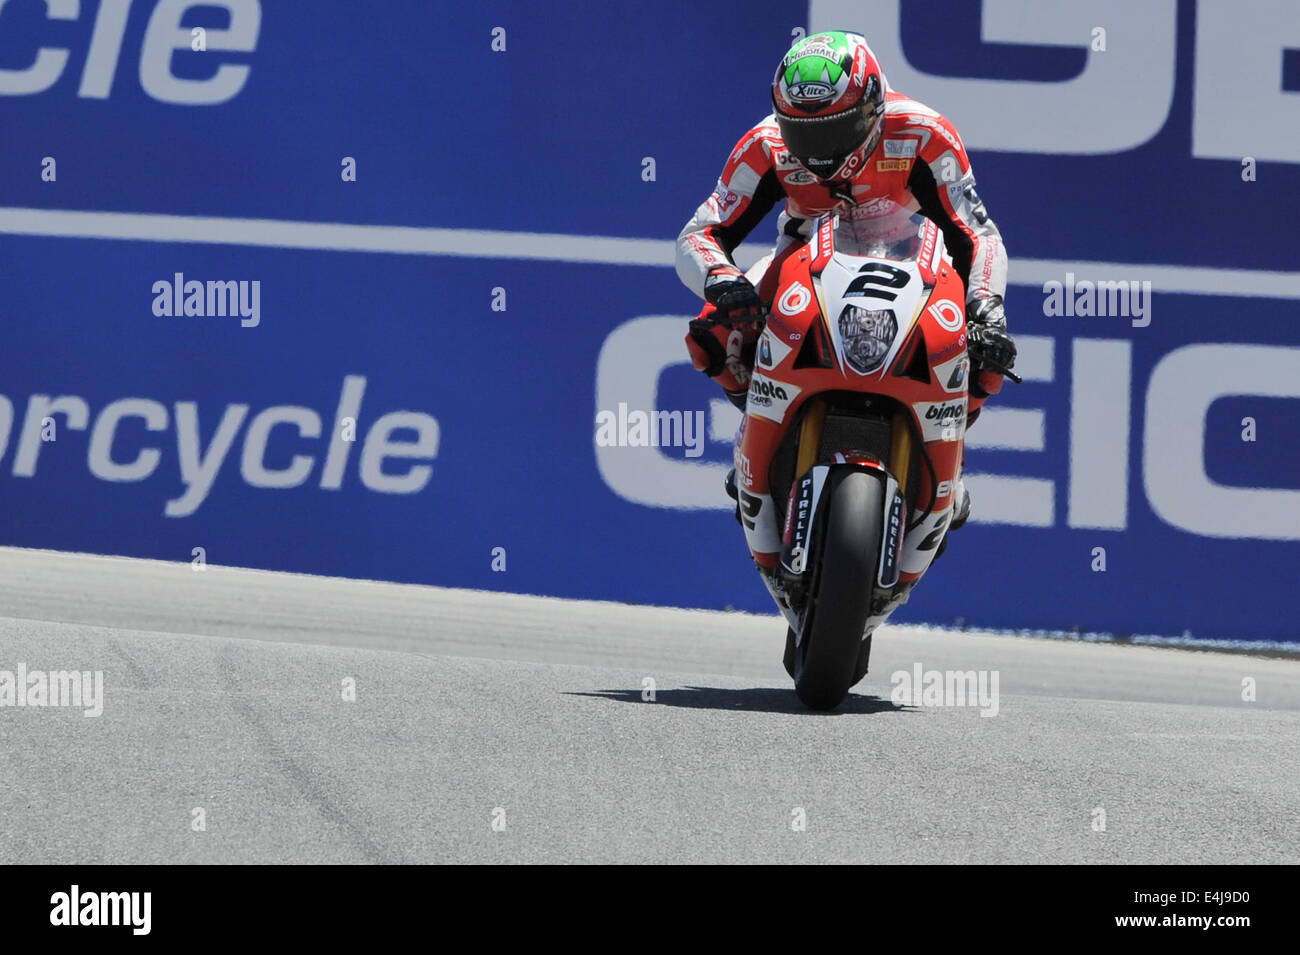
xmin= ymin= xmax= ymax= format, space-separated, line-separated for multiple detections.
xmin=727 ymin=114 xmax=784 ymax=161
xmin=883 ymin=92 xmax=967 ymax=155
xmin=884 ymin=90 xmax=945 ymax=125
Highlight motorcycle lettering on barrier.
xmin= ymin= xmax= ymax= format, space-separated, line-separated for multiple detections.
xmin=0 ymin=0 xmax=262 ymax=105
xmin=0 ymin=376 xmax=439 ymax=517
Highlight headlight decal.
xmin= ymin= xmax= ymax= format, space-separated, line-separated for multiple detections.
xmin=836 ymin=305 xmax=898 ymax=374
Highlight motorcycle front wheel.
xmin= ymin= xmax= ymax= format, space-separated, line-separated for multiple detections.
xmin=793 ymin=468 xmax=883 ymax=711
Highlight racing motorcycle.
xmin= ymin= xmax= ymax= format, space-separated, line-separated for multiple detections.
xmin=717 ymin=206 xmax=1015 ymax=710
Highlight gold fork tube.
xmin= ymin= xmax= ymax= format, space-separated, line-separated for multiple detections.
xmin=795 ymin=398 xmax=827 ymax=476
xmin=888 ymin=412 xmax=912 ymax=491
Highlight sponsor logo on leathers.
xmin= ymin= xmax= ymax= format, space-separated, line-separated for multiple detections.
xmin=725 ymin=328 xmax=752 ymax=387
xmin=784 ymin=169 xmax=819 ymax=185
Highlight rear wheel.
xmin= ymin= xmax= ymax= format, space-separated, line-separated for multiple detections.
xmin=793 ymin=469 xmax=883 ymax=710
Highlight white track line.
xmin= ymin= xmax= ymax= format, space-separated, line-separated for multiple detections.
xmin=1 ymin=206 xmax=1297 ymax=299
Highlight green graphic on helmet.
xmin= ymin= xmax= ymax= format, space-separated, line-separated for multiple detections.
xmin=784 ymin=30 xmax=850 ymax=66
xmin=783 ymin=56 xmax=845 ymax=88
xmin=779 ymin=32 xmax=853 ymax=108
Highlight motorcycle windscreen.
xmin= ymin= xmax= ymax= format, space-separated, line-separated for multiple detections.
xmin=832 ymin=206 xmax=928 ymax=262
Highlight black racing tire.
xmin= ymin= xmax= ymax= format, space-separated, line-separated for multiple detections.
xmin=793 ymin=469 xmax=883 ymax=711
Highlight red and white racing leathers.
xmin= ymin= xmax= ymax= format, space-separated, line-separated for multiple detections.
xmin=677 ymin=91 xmax=1009 ymax=426
xmin=677 ymin=91 xmax=1007 ymax=309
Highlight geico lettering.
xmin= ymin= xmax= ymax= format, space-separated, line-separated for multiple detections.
xmin=0 ymin=375 xmax=439 ymax=517
xmin=0 ymin=0 xmax=261 ymax=105
xmin=849 ymin=3 xmax=1300 ymax=160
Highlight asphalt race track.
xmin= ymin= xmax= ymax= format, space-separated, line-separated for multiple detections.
xmin=1 ymin=547 xmax=1296 ymax=864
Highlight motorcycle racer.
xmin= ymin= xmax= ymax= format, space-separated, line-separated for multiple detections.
xmin=677 ymin=30 xmax=1017 ymax=529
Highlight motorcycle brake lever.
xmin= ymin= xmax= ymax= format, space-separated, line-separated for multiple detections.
xmin=978 ymin=359 xmax=1023 ymax=385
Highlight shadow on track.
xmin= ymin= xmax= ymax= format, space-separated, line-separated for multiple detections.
xmin=566 ymin=686 xmax=909 ymax=715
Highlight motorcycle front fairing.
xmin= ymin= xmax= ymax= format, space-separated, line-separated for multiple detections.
xmin=734 ymin=205 xmax=970 ymax=624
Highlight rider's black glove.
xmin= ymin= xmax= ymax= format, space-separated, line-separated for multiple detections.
xmin=703 ymin=266 xmax=764 ymax=324
xmin=966 ymin=295 xmax=1017 ymax=399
